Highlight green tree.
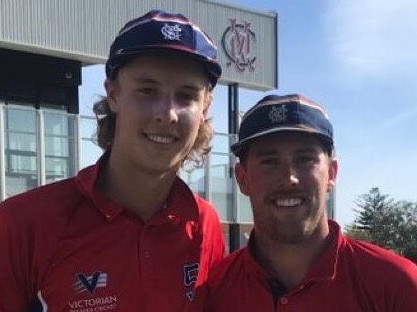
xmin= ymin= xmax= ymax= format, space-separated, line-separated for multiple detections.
xmin=395 ymin=201 xmax=417 ymax=261
xmin=345 ymin=187 xmax=417 ymax=259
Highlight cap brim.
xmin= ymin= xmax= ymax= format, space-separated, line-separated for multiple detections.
xmin=107 ymin=46 xmax=221 ymax=86
xmin=231 ymin=126 xmax=333 ymax=157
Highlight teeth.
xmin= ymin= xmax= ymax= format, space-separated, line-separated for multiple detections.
xmin=274 ymin=198 xmax=302 ymax=207
xmin=146 ymin=134 xmax=175 ymax=144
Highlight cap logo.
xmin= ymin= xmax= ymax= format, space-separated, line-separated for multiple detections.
xmin=269 ymin=105 xmax=288 ymax=123
xmin=161 ymin=23 xmax=182 ymax=41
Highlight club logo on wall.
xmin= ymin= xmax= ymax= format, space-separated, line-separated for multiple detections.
xmin=222 ymin=19 xmax=256 ymax=72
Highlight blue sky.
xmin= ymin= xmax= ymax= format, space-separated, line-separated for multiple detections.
xmin=79 ymin=0 xmax=417 ymax=229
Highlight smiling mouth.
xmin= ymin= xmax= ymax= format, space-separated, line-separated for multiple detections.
xmin=145 ymin=134 xmax=177 ymax=145
xmin=274 ymin=198 xmax=303 ymax=207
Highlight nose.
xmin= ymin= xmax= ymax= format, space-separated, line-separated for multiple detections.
xmin=154 ymin=95 xmax=179 ymax=124
xmin=289 ymin=173 xmax=299 ymax=186
xmin=278 ymin=160 xmax=299 ymax=188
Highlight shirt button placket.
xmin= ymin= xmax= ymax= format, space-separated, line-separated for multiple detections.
xmin=138 ymin=224 xmax=151 ymax=276
xmin=141 ymin=226 xmax=152 ymax=276
xmin=278 ymin=296 xmax=289 ymax=311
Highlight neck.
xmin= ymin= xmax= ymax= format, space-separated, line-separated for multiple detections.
xmin=97 ymin=152 xmax=177 ymax=222
xmin=253 ymin=224 xmax=330 ymax=289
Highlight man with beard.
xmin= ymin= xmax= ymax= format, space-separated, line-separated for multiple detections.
xmin=197 ymin=94 xmax=417 ymax=311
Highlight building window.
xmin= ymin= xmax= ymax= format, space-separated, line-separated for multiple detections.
xmin=44 ymin=110 xmax=77 ymax=183
xmin=4 ymin=106 xmax=38 ymax=197
xmin=2 ymin=105 xmax=78 ymax=198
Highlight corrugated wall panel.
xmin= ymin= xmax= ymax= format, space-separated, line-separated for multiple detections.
xmin=0 ymin=0 xmax=277 ymax=90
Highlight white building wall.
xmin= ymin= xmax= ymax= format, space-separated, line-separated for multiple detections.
xmin=0 ymin=0 xmax=277 ymax=90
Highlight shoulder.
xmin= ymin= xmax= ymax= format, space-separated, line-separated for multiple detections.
xmin=0 ymin=177 xmax=78 ymax=251
xmin=340 ymin=235 xmax=417 ymax=285
xmin=194 ymin=195 xmax=220 ymax=219
xmin=207 ymin=248 xmax=248 ymax=288
xmin=0 ymin=177 xmax=87 ymax=254
xmin=0 ymin=177 xmax=79 ymax=218
xmin=0 ymin=163 xmax=99 ymax=233
xmin=340 ymin=236 xmax=417 ymax=310
xmin=341 ymin=235 xmax=415 ymax=267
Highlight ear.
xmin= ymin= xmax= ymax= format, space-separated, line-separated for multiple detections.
xmin=235 ymin=162 xmax=250 ymax=196
xmin=327 ymin=158 xmax=338 ymax=192
xmin=199 ymin=90 xmax=211 ymax=119
xmin=104 ymin=79 xmax=119 ymax=113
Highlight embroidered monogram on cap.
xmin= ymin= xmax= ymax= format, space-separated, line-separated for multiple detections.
xmin=114 ymin=49 xmax=124 ymax=56
xmin=161 ymin=23 xmax=182 ymax=41
xmin=269 ymin=105 xmax=288 ymax=123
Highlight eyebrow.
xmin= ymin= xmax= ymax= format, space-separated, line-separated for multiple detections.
xmin=254 ymin=146 xmax=319 ymax=157
xmin=132 ymin=77 xmax=159 ymax=85
xmin=132 ymin=77 xmax=204 ymax=91
xmin=295 ymin=147 xmax=320 ymax=154
xmin=255 ymin=149 xmax=276 ymax=157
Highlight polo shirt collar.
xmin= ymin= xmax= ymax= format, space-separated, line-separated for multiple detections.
xmin=145 ymin=178 xmax=200 ymax=226
xmin=302 ymin=220 xmax=341 ymax=283
xmin=76 ymin=152 xmax=200 ymax=224
xmin=244 ymin=220 xmax=342 ymax=285
xmin=76 ymin=151 xmax=123 ymax=220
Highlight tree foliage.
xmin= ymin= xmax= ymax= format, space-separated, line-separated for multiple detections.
xmin=345 ymin=187 xmax=417 ymax=262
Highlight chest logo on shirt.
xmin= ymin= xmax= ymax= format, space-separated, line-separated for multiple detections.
xmin=183 ymin=263 xmax=199 ymax=301
xmin=74 ymin=272 xmax=108 ymax=295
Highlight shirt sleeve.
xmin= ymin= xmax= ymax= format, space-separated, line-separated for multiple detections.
xmin=183 ymin=198 xmax=225 ymax=312
xmin=198 ymin=203 xmax=225 ymax=286
xmin=387 ymin=260 xmax=417 ymax=311
xmin=0 ymin=202 xmax=32 ymax=312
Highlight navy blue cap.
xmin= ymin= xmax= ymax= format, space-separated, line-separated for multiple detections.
xmin=105 ymin=10 xmax=222 ymax=86
xmin=231 ymin=94 xmax=334 ymax=157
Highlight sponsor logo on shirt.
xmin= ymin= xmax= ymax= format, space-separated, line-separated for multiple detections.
xmin=183 ymin=263 xmax=199 ymax=301
xmin=68 ymin=271 xmax=118 ymax=311
xmin=68 ymin=296 xmax=117 ymax=311
xmin=74 ymin=272 xmax=107 ymax=295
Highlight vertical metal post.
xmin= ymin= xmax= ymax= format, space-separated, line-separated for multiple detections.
xmin=0 ymin=105 xmax=5 ymax=201
xmin=38 ymin=110 xmax=45 ymax=186
xmin=204 ymin=151 xmax=212 ymax=202
xmin=75 ymin=114 xmax=82 ymax=172
xmin=228 ymin=83 xmax=240 ymax=253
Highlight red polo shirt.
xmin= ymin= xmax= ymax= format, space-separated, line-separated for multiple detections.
xmin=200 ymin=220 xmax=417 ymax=312
xmin=0 ymin=158 xmax=225 ymax=312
